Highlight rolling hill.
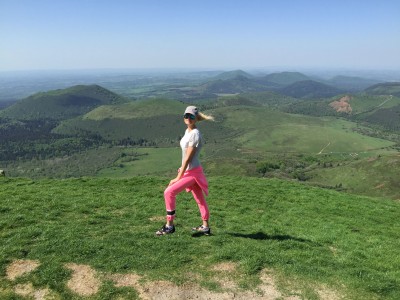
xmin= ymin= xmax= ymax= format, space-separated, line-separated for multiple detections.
xmin=261 ymin=71 xmax=311 ymax=86
xmin=199 ymin=75 xmax=267 ymax=94
xmin=278 ymin=80 xmax=344 ymax=99
xmin=362 ymin=104 xmax=400 ymax=131
xmin=198 ymin=72 xmax=341 ymax=99
xmin=212 ymin=69 xmax=254 ymax=80
xmin=53 ymin=98 xmax=230 ymax=144
xmin=309 ymin=153 xmax=400 ymax=199
xmin=327 ymin=75 xmax=382 ymax=92
xmin=282 ymin=93 xmax=400 ymax=132
xmin=54 ymin=99 xmax=395 ymax=155
xmin=364 ymin=82 xmax=400 ymax=97
xmin=0 ymin=85 xmax=128 ymax=120
xmin=160 ymin=71 xmax=359 ymax=101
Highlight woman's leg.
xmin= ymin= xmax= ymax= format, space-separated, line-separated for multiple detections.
xmin=164 ymin=176 xmax=197 ymax=223
xmin=191 ymin=183 xmax=209 ymax=224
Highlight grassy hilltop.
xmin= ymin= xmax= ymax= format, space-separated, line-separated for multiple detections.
xmin=0 ymin=176 xmax=399 ymax=299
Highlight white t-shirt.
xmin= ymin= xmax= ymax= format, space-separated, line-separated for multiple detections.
xmin=180 ymin=128 xmax=203 ymax=170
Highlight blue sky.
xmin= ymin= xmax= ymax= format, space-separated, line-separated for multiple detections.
xmin=1 ymin=0 xmax=399 ymax=71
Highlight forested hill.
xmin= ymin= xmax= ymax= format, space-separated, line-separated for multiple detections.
xmin=279 ymin=80 xmax=344 ymax=99
xmin=0 ymin=85 xmax=128 ymax=120
xmin=364 ymin=82 xmax=400 ymax=97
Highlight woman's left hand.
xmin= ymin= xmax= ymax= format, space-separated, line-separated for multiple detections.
xmin=169 ymin=177 xmax=180 ymax=186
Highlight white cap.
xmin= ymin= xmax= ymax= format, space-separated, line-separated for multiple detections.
xmin=184 ymin=106 xmax=199 ymax=116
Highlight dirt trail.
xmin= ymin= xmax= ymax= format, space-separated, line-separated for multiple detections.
xmin=318 ymin=142 xmax=331 ymax=154
xmin=4 ymin=259 xmax=342 ymax=300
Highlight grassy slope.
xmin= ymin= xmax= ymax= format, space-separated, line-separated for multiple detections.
xmin=83 ymin=98 xmax=187 ymax=120
xmin=308 ymin=154 xmax=400 ymax=200
xmin=216 ymin=106 xmax=394 ymax=154
xmin=348 ymin=95 xmax=400 ymax=114
xmin=97 ymin=147 xmax=181 ymax=177
xmin=0 ymin=176 xmax=399 ymax=299
xmin=365 ymin=82 xmax=400 ymax=97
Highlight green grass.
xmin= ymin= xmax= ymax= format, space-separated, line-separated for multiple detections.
xmin=348 ymin=95 xmax=400 ymax=114
xmin=97 ymin=147 xmax=181 ymax=177
xmin=308 ymin=154 xmax=400 ymax=200
xmin=216 ymin=106 xmax=395 ymax=154
xmin=0 ymin=176 xmax=399 ymax=299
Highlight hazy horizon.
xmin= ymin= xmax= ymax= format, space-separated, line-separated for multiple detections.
xmin=1 ymin=0 xmax=400 ymax=72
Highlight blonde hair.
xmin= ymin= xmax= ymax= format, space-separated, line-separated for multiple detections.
xmin=197 ymin=111 xmax=214 ymax=121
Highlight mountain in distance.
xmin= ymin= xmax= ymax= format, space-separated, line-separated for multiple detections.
xmin=260 ymin=71 xmax=311 ymax=86
xmin=0 ymin=85 xmax=128 ymax=120
xmin=212 ymin=69 xmax=254 ymax=80
xmin=199 ymin=75 xmax=267 ymax=94
xmin=199 ymin=71 xmax=312 ymax=96
xmin=279 ymin=80 xmax=344 ymax=99
xmin=327 ymin=75 xmax=383 ymax=92
xmin=364 ymin=82 xmax=400 ymax=97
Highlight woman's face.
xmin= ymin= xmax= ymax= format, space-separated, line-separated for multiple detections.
xmin=183 ymin=113 xmax=197 ymax=127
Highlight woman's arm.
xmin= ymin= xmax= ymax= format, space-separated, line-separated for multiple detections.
xmin=169 ymin=146 xmax=197 ymax=186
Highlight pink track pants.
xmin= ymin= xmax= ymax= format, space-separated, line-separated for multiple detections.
xmin=164 ymin=176 xmax=209 ymax=221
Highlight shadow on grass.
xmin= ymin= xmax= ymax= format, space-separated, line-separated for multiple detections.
xmin=229 ymin=232 xmax=318 ymax=244
xmin=191 ymin=232 xmax=212 ymax=238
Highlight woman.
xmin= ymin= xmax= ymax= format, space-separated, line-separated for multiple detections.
xmin=156 ymin=106 xmax=213 ymax=236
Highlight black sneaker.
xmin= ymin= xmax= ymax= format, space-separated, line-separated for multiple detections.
xmin=192 ymin=225 xmax=211 ymax=235
xmin=156 ymin=225 xmax=175 ymax=236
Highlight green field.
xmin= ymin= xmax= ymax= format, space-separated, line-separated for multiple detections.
xmin=336 ymin=95 xmax=400 ymax=115
xmin=0 ymin=176 xmax=399 ymax=299
xmin=215 ymin=106 xmax=395 ymax=154
xmin=97 ymin=147 xmax=181 ymax=178
xmin=308 ymin=154 xmax=400 ymax=200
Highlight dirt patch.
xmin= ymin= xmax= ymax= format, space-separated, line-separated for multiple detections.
xmin=107 ymin=268 xmax=299 ymax=300
xmin=258 ymin=269 xmax=289 ymax=299
xmin=329 ymin=95 xmax=352 ymax=113
xmin=212 ymin=262 xmax=237 ymax=272
xmin=141 ymin=280 xmax=236 ymax=300
xmin=374 ymin=183 xmax=385 ymax=189
xmin=7 ymin=260 xmax=339 ymax=299
xmin=14 ymin=283 xmax=51 ymax=300
xmin=6 ymin=259 xmax=40 ymax=281
xmin=212 ymin=262 xmax=238 ymax=290
xmin=140 ymin=268 xmax=304 ymax=300
xmin=317 ymin=285 xmax=341 ymax=300
xmin=65 ymin=263 xmax=101 ymax=296
xmin=108 ymin=267 xmax=344 ymax=300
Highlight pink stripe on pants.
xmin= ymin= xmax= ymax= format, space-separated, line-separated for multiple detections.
xmin=164 ymin=176 xmax=209 ymax=221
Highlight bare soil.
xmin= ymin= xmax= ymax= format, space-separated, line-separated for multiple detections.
xmin=14 ymin=283 xmax=51 ymax=300
xmin=4 ymin=259 xmax=342 ymax=299
xmin=6 ymin=259 xmax=40 ymax=281
xmin=329 ymin=95 xmax=353 ymax=113
xmin=65 ymin=263 xmax=101 ymax=296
